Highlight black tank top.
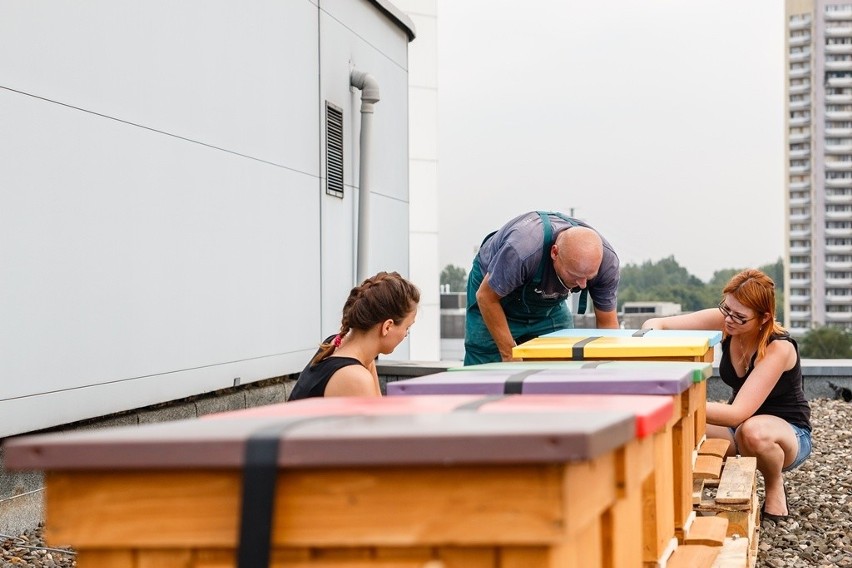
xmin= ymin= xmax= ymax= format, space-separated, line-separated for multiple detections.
xmin=719 ymin=334 xmax=811 ymax=430
xmin=289 ymin=339 xmax=364 ymax=400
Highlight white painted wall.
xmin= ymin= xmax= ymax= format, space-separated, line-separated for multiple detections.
xmin=0 ymin=0 xmax=414 ymax=437
xmin=398 ymin=0 xmax=441 ymax=360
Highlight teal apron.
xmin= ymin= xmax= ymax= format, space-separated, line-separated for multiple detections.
xmin=463 ymin=212 xmax=589 ymax=365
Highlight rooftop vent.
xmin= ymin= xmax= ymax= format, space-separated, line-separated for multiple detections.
xmin=325 ymin=101 xmax=344 ymax=198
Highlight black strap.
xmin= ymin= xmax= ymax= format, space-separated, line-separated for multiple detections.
xmin=237 ymin=417 xmax=339 ymax=568
xmin=503 ymin=370 xmax=540 ymax=394
xmin=577 ymin=289 xmax=589 ymax=315
xmin=632 ymin=329 xmax=650 ymax=337
xmin=571 ymin=336 xmax=600 ymax=361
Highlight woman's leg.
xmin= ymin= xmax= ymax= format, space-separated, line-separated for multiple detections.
xmin=735 ymin=415 xmax=799 ymax=516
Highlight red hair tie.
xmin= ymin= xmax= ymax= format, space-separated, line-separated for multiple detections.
xmin=332 ymin=334 xmax=343 ymax=348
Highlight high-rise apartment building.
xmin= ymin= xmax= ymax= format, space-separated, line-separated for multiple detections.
xmin=785 ymin=0 xmax=852 ymax=335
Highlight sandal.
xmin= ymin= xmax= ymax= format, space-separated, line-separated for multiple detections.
xmin=761 ymin=481 xmax=789 ymax=523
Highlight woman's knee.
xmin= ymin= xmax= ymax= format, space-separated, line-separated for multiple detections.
xmin=736 ymin=419 xmax=775 ymax=453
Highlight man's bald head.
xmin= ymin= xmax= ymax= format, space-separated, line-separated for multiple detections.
xmin=551 ymin=227 xmax=603 ymax=290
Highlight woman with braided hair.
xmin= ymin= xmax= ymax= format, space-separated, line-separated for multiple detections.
xmin=642 ymin=268 xmax=811 ymax=524
xmin=289 ymin=271 xmax=420 ymax=400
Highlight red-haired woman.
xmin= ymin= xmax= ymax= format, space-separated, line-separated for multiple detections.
xmin=642 ymin=268 xmax=811 ymax=523
xmin=289 ymin=271 xmax=420 ymax=400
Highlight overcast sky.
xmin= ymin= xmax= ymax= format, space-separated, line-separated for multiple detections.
xmin=436 ymin=0 xmax=785 ymax=283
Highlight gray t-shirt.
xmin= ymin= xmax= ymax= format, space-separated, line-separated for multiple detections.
xmin=477 ymin=211 xmax=620 ymax=312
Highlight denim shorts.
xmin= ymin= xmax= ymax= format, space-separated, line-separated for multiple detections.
xmin=783 ymin=423 xmax=812 ymax=472
xmin=727 ymin=422 xmax=812 ymax=472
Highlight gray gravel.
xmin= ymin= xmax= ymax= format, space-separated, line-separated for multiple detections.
xmin=758 ymin=398 xmax=852 ymax=567
xmin=1 ymin=397 xmax=851 ymax=567
xmin=0 ymin=526 xmax=74 ymax=567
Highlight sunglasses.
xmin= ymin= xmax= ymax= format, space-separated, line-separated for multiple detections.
xmin=717 ymin=301 xmax=756 ymax=325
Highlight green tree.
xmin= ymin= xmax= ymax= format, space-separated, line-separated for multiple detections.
xmin=440 ymin=264 xmax=468 ymax=292
xmin=759 ymin=258 xmax=785 ymax=290
xmin=617 ymin=256 xmax=786 ymax=316
xmin=618 ymin=256 xmax=711 ymax=311
xmin=799 ymin=326 xmax=852 ymax=359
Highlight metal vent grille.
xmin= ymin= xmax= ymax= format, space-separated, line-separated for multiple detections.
xmin=325 ymin=101 xmax=344 ymax=198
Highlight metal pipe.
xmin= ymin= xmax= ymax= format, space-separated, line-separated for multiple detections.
xmin=350 ymin=70 xmax=380 ymax=284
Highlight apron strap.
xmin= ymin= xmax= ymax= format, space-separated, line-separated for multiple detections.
xmin=538 ymin=211 xmax=589 ymax=314
xmin=533 ymin=212 xmax=552 ymax=287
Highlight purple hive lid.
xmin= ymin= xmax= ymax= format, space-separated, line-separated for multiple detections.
xmin=387 ymin=366 xmax=694 ymax=397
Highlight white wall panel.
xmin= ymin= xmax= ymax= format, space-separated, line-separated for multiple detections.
xmin=408 ymin=231 xmax=440 ymax=360
xmin=406 ymin=12 xmax=438 ymax=88
xmin=319 ymin=3 xmax=411 ymax=335
xmin=0 ymin=89 xmax=321 ymax=402
xmin=321 ymin=0 xmax=410 ymax=69
xmin=0 ymin=0 xmax=320 ymax=172
xmin=410 ymin=160 xmax=438 ymax=232
xmin=0 ymin=0 xmax=411 ymax=436
xmin=370 ymin=196 xmax=412 ymax=360
xmin=409 ymin=87 xmax=438 ymax=161
xmin=401 ymin=1 xmax=439 ymax=361
xmin=0 ymin=353 xmax=309 ymax=438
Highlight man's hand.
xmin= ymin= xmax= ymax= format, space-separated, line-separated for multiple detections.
xmin=476 ymin=274 xmax=517 ymax=360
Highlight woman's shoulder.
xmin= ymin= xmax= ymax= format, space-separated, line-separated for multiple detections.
xmin=768 ymin=332 xmax=797 ymax=349
xmin=324 ymin=358 xmax=377 ymax=396
xmin=765 ymin=333 xmax=798 ymax=367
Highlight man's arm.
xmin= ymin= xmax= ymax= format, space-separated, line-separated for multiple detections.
xmin=475 ymin=273 xmax=519 ymax=361
xmin=594 ymin=307 xmax=620 ymax=329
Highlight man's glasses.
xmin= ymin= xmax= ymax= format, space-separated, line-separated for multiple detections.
xmin=717 ymin=301 xmax=755 ymax=325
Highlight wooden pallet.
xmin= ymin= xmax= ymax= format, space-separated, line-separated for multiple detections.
xmin=689 ymin=454 xmax=759 ymax=568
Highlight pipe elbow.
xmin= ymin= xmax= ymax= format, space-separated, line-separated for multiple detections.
xmin=350 ymin=70 xmax=381 ymax=104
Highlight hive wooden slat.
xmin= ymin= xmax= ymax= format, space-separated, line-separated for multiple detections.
xmin=666 ymin=544 xmax=721 ymax=568
xmin=684 ymin=516 xmax=729 ymax=546
xmin=698 ymin=439 xmax=731 ymax=459
xmin=694 ymin=455 xmax=724 ymax=481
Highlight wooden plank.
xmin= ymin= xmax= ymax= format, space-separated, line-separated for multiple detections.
xmin=562 ymin=453 xmax=618 ymax=538
xmin=698 ymin=439 xmax=731 ymax=459
xmin=501 ymin=545 xmax=580 ymax=568
xmin=605 ymin=485 xmax=642 ymax=567
xmin=137 ymin=549 xmax=192 ymax=568
xmin=717 ymin=510 xmax=751 ymax=540
xmin=194 ymin=549 xmax=235 ymax=568
xmin=693 ymin=381 xmax=707 ymax=442
xmin=373 ymin=547 xmax=435 ymax=561
xmin=666 ymin=544 xmax=720 ymax=568
xmin=74 ymin=550 xmax=135 ymax=568
xmin=672 ymin=414 xmax=695 ymax=535
xmin=195 ymin=548 xmax=324 ymax=568
xmin=710 ymin=537 xmax=749 ymax=568
xmin=311 ymin=547 xmax=373 ymax=560
xmin=692 ymin=478 xmax=705 ymax=506
xmin=683 ymin=516 xmax=728 ymax=546
xmin=47 ymin=464 xmax=588 ymax=547
xmin=603 ymin=437 xmax=647 ymax=566
xmin=643 ymin=428 xmax=675 ymax=562
xmin=440 ymin=547 xmax=496 ymax=568
xmin=693 ymin=455 xmax=723 ymax=481
xmin=715 ymin=457 xmax=756 ymax=504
